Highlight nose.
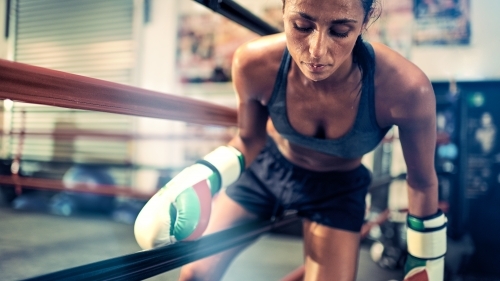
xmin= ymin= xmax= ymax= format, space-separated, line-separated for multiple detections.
xmin=309 ymin=31 xmax=327 ymax=59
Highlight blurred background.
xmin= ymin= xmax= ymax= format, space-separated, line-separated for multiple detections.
xmin=0 ymin=0 xmax=499 ymax=280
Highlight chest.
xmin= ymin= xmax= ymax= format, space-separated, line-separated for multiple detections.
xmin=284 ymin=81 xmax=362 ymax=139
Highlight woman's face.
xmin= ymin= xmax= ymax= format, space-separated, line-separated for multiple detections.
xmin=283 ymin=0 xmax=367 ymax=82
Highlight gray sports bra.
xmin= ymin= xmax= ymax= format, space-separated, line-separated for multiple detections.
xmin=267 ymin=41 xmax=391 ymax=159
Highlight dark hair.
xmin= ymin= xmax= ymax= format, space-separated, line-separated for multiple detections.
xmin=353 ymin=36 xmax=372 ymax=94
xmin=354 ymin=0 xmax=379 ymax=94
xmin=281 ymin=0 xmax=378 ymax=21
xmin=360 ymin=0 xmax=377 ymax=22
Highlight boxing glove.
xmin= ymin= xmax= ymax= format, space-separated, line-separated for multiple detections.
xmin=404 ymin=210 xmax=447 ymax=281
xmin=134 ymin=146 xmax=244 ymax=250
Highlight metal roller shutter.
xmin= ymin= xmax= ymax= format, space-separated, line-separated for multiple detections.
xmin=9 ymin=0 xmax=136 ymax=185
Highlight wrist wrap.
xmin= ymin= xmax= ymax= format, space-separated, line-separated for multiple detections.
xmin=407 ymin=210 xmax=447 ymax=259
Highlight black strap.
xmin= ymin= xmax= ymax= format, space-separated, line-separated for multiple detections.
xmin=22 ymin=215 xmax=299 ymax=281
xmin=196 ymin=159 xmax=222 ymax=192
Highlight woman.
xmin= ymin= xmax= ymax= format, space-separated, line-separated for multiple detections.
xmin=134 ymin=0 xmax=447 ymax=280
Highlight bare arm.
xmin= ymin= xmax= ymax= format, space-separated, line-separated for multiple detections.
xmin=394 ymin=72 xmax=449 ymax=281
xmin=370 ymin=42 xmax=445 ymax=281
xmin=395 ymin=73 xmax=439 ymax=217
xmin=227 ymin=43 xmax=271 ymax=168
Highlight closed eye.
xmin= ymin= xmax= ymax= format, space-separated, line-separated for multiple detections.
xmin=330 ymin=29 xmax=349 ymax=38
xmin=293 ymin=23 xmax=313 ymax=33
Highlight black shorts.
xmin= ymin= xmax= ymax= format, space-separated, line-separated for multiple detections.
xmin=226 ymin=137 xmax=372 ymax=232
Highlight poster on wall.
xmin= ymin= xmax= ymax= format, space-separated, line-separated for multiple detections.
xmin=177 ymin=14 xmax=258 ymax=83
xmin=177 ymin=6 xmax=283 ymax=84
xmin=413 ymin=0 xmax=470 ymax=45
xmin=364 ymin=0 xmax=414 ymax=58
xmin=464 ymin=90 xmax=499 ymax=199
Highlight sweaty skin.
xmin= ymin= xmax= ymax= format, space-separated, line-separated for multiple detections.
xmin=180 ymin=0 xmax=439 ymax=280
xmin=229 ymin=1 xmax=438 ymax=217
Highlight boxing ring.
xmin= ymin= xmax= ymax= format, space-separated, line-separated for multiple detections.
xmin=0 ymin=1 xmax=401 ymax=280
xmin=0 ymin=55 xmax=397 ymax=280
xmin=0 ymin=47 xmax=300 ymax=281
xmin=0 ymin=37 xmax=300 ymax=280
xmin=0 ymin=1 xmax=301 ymax=280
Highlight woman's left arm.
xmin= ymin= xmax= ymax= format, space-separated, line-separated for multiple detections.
xmin=395 ymin=73 xmax=447 ymax=281
xmin=397 ymin=76 xmax=438 ymax=217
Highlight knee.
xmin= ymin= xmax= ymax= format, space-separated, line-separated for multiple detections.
xmin=179 ymin=268 xmax=202 ymax=281
xmin=178 ymin=269 xmax=200 ymax=281
xmin=178 ymin=265 xmax=216 ymax=281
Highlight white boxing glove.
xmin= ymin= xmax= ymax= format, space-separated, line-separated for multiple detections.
xmin=134 ymin=146 xmax=244 ymax=250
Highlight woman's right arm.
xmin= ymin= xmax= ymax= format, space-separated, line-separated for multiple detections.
xmin=134 ymin=40 xmax=273 ymax=250
xmin=227 ymin=42 xmax=271 ymax=168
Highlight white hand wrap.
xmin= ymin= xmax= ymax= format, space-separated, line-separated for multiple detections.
xmin=407 ymin=212 xmax=447 ymax=259
xmin=404 ymin=210 xmax=447 ymax=281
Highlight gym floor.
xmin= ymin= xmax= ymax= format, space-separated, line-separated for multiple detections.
xmin=0 ymin=203 xmax=402 ymax=281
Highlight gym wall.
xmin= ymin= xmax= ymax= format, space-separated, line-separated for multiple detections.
xmin=411 ymin=0 xmax=500 ymax=81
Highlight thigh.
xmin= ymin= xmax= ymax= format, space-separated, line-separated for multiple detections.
xmin=302 ymin=219 xmax=361 ymax=281
xmin=179 ymin=190 xmax=259 ymax=281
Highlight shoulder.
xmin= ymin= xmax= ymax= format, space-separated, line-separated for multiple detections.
xmin=371 ymin=42 xmax=432 ymax=98
xmin=370 ymin=42 xmax=435 ymax=125
xmin=232 ymin=33 xmax=287 ymax=103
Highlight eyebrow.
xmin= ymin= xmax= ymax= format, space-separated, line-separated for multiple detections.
xmin=297 ymin=12 xmax=358 ymax=24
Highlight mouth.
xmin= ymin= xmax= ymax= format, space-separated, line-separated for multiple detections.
xmin=303 ymin=62 xmax=329 ymax=72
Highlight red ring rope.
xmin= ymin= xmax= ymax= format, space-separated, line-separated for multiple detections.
xmin=0 ymin=59 xmax=237 ymax=127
